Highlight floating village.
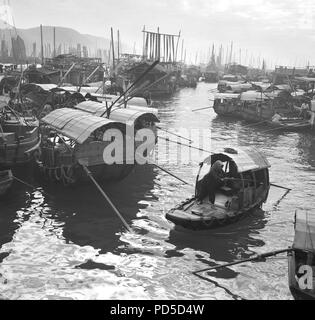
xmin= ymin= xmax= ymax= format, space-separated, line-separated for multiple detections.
xmin=0 ymin=3 xmax=314 ymax=302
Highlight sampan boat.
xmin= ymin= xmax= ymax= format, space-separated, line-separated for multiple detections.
xmin=166 ymin=147 xmax=271 ymax=230
xmin=0 ymin=169 xmax=13 ymax=196
xmin=38 ymin=107 xmax=158 ymax=185
xmin=288 ymin=210 xmax=315 ymax=300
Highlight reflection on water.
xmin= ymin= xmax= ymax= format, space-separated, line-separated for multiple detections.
xmin=0 ymin=83 xmax=314 ymax=300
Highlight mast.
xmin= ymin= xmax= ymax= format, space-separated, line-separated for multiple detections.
xmin=142 ymin=25 xmax=145 ymax=59
xmin=53 ymin=27 xmax=56 ymax=58
xmin=229 ymin=41 xmax=233 ymax=64
xmin=175 ymin=30 xmax=181 ymax=63
xmin=40 ymin=24 xmax=44 ymax=65
xmin=180 ymin=39 xmax=184 ymax=63
xmin=110 ymin=27 xmax=115 ymax=76
xmin=117 ymin=29 xmax=120 ymax=62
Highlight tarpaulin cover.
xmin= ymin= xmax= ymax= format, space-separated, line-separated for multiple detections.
xmin=41 ymin=108 xmax=119 ymax=144
xmin=203 ymin=146 xmax=271 ymax=173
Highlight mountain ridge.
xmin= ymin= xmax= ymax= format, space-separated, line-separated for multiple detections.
xmin=0 ymin=24 xmax=118 ymax=56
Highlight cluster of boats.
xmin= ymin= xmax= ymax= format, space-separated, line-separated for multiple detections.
xmin=212 ymin=76 xmax=315 ymax=131
xmin=0 ymin=55 xmax=314 ymax=299
xmin=0 ymin=78 xmax=160 ymax=195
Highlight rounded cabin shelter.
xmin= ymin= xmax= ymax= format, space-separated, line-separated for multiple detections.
xmin=196 ymin=147 xmax=271 ymax=210
xmin=40 ymin=108 xmax=130 ymax=182
xmin=72 ymin=100 xmax=159 ymax=130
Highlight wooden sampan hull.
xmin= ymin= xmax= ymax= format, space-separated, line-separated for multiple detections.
xmin=0 ymin=170 xmax=13 ymax=196
xmin=166 ymin=197 xmax=265 ymax=230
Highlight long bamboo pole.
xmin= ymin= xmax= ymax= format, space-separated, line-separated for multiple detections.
xmin=193 ymin=248 xmax=293 ymax=274
xmin=81 ymin=163 xmax=133 ymax=233
xmin=101 ymin=60 xmax=159 ymax=117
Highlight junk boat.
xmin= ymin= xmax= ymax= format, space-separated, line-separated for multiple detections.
xmin=288 ymin=210 xmax=315 ymax=300
xmin=38 ymin=105 xmax=159 ymax=185
xmin=166 ymin=147 xmax=271 ymax=230
xmin=0 ymin=169 xmax=13 ymax=196
xmin=0 ymin=104 xmax=41 ymax=169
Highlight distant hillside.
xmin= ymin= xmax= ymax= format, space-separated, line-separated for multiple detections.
xmin=0 ymin=24 xmax=130 ymax=57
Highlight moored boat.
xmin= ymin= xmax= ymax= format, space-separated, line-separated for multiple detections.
xmin=38 ymin=106 xmax=159 ymax=185
xmin=0 ymin=105 xmax=41 ymax=169
xmin=0 ymin=169 xmax=13 ymax=196
xmin=288 ymin=210 xmax=315 ymax=300
xmin=213 ymin=89 xmax=315 ymax=131
xmin=166 ymin=147 xmax=271 ymax=230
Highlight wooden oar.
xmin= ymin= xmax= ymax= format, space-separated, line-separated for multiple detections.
xmin=193 ymin=248 xmax=293 ymax=274
xmin=80 ymin=163 xmax=133 ymax=233
xmin=192 ymin=106 xmax=213 ymax=112
xmin=270 ymin=183 xmax=292 ymax=191
xmin=153 ymin=162 xmax=192 ymax=186
xmin=136 ymin=152 xmax=192 ymax=186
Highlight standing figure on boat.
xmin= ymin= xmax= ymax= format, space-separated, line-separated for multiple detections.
xmin=197 ymin=160 xmax=226 ymax=204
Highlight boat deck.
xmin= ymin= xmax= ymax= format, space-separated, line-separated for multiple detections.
xmin=181 ymin=192 xmax=233 ymax=219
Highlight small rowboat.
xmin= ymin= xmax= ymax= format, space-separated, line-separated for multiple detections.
xmin=166 ymin=147 xmax=271 ymax=230
xmin=0 ymin=169 xmax=13 ymax=196
xmin=288 ymin=210 xmax=315 ymax=300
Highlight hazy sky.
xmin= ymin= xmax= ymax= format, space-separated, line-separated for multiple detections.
xmin=6 ymin=0 xmax=315 ymax=67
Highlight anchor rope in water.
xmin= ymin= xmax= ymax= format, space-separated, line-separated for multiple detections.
xmin=12 ymin=176 xmax=52 ymax=198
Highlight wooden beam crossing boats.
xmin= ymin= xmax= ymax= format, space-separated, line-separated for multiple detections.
xmin=166 ymin=147 xmax=271 ymax=230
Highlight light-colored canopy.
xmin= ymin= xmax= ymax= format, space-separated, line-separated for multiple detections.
xmin=41 ymin=108 xmax=120 ymax=144
xmin=240 ymin=90 xmax=275 ymax=101
xmin=203 ymin=146 xmax=271 ymax=173
xmin=59 ymin=86 xmax=101 ymax=94
xmin=227 ymin=83 xmax=252 ymax=92
xmin=73 ymin=101 xmax=159 ymax=124
xmin=295 ymin=76 xmax=315 ymax=83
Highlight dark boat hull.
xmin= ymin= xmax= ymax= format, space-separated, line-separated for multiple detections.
xmin=213 ymin=103 xmax=313 ymax=132
xmin=166 ymin=197 xmax=265 ymax=230
xmin=288 ymin=250 xmax=315 ymax=300
xmin=0 ymin=170 xmax=13 ymax=196
xmin=0 ymin=126 xmax=41 ymax=169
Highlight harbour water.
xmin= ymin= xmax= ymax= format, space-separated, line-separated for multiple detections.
xmin=0 ymin=82 xmax=314 ymax=300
